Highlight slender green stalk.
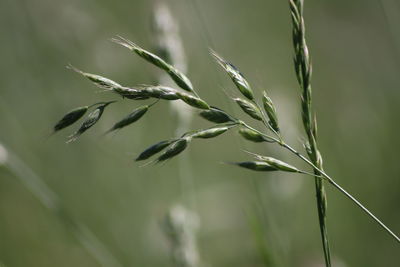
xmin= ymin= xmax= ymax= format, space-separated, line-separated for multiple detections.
xmin=238 ymin=121 xmax=400 ymax=243
xmin=288 ymin=0 xmax=331 ymax=265
xmin=280 ymin=142 xmax=400 ymax=243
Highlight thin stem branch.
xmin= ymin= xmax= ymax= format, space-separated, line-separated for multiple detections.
xmin=238 ymin=121 xmax=400 ymax=243
xmin=280 ymin=142 xmax=400 ymax=243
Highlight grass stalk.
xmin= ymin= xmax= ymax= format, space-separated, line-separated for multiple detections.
xmin=288 ymin=0 xmax=331 ymax=265
xmin=238 ymin=121 xmax=400 ymax=243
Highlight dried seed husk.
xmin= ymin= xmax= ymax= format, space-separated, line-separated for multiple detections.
xmin=53 ymin=106 xmax=88 ymax=133
xmin=67 ymin=101 xmax=115 ymax=142
xmin=106 ymin=105 xmax=148 ymax=134
xmin=227 ymin=161 xmax=278 ymax=172
xmin=238 ymin=128 xmax=266 ymax=143
xmin=199 ymin=107 xmax=235 ymax=124
xmin=262 ymin=91 xmax=280 ymax=133
xmin=177 ymin=92 xmax=210 ymax=110
xmin=157 ymin=138 xmax=189 ymax=162
xmin=192 ymin=126 xmax=230 ymax=139
xmin=257 ymin=156 xmax=300 ymax=173
xmin=136 ymin=140 xmax=174 ymax=161
xmin=67 ymin=65 xmax=122 ymax=90
xmin=234 ymin=98 xmax=262 ymax=121
xmin=111 ymin=36 xmax=193 ymax=92
xmin=211 ymin=50 xmax=254 ymax=100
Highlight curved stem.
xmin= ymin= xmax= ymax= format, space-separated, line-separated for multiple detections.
xmin=239 ymin=121 xmax=400 ymax=243
xmin=280 ymin=142 xmax=400 ymax=243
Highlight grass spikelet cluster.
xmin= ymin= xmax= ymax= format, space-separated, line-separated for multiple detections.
xmin=54 ymin=2 xmax=400 ymax=265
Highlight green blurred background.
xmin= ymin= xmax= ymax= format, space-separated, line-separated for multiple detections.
xmin=1 ymin=0 xmax=399 ymax=266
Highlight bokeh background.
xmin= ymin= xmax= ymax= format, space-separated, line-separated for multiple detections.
xmin=1 ymin=0 xmax=399 ymax=266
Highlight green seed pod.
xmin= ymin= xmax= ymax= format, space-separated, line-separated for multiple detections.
xmin=234 ymin=98 xmax=262 ymax=121
xmin=211 ymin=50 xmax=254 ymax=100
xmin=192 ymin=126 xmax=229 ymax=139
xmin=106 ymin=105 xmax=148 ymax=134
xmin=67 ymin=65 xmax=122 ymax=90
xmin=117 ymin=87 xmax=151 ymax=100
xmin=166 ymin=68 xmax=193 ymax=93
xmin=238 ymin=128 xmax=266 ymax=143
xmin=53 ymin=106 xmax=88 ymax=133
xmin=144 ymin=86 xmax=180 ymax=100
xmin=199 ymin=107 xmax=235 ymax=124
xmin=262 ymin=91 xmax=280 ymax=133
xmin=257 ymin=156 xmax=300 ymax=173
xmin=68 ymin=101 xmax=115 ymax=142
xmin=136 ymin=140 xmax=174 ymax=161
xmin=228 ymin=161 xmax=278 ymax=172
xmin=157 ymin=138 xmax=189 ymax=162
xmin=123 ymin=93 xmax=151 ymax=100
xmin=177 ymin=92 xmax=210 ymax=110
xmin=112 ymin=36 xmax=193 ymax=92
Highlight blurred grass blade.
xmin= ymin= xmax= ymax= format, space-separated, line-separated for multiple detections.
xmin=0 ymin=143 xmax=122 ymax=267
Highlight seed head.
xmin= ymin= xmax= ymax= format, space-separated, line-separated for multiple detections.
xmin=199 ymin=107 xmax=235 ymax=124
xmin=136 ymin=140 xmax=175 ymax=161
xmin=234 ymin=98 xmax=262 ymax=121
xmin=106 ymin=105 xmax=149 ymax=134
xmin=53 ymin=106 xmax=89 ymax=133
xmin=111 ymin=36 xmax=193 ymax=92
xmin=192 ymin=126 xmax=230 ymax=139
xmin=68 ymin=101 xmax=115 ymax=143
xmin=166 ymin=69 xmax=193 ymax=93
xmin=211 ymin=50 xmax=254 ymax=100
xmin=143 ymin=86 xmax=180 ymax=100
xmin=118 ymin=87 xmax=151 ymax=100
xmin=226 ymin=161 xmax=278 ymax=172
xmin=67 ymin=65 xmax=122 ymax=90
xmin=256 ymin=156 xmax=300 ymax=173
xmin=238 ymin=128 xmax=267 ymax=143
xmin=262 ymin=91 xmax=280 ymax=133
xmin=157 ymin=138 xmax=189 ymax=162
xmin=177 ymin=92 xmax=210 ymax=110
